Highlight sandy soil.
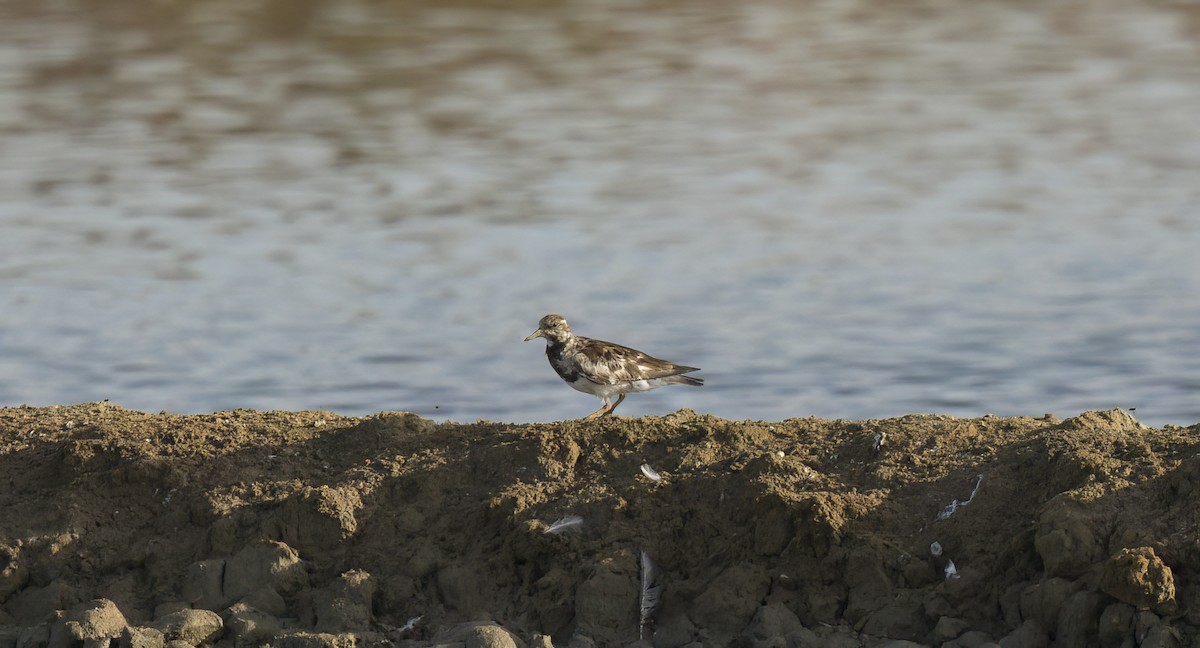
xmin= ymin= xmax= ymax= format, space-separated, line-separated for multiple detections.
xmin=0 ymin=404 xmax=1197 ymax=647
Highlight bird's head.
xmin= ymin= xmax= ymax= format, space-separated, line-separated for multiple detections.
xmin=524 ymin=313 xmax=572 ymax=343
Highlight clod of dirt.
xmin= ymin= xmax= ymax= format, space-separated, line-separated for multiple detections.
xmin=1097 ymin=602 xmax=1136 ymax=647
xmin=48 ymin=598 xmax=128 ymax=645
xmin=1034 ymin=497 xmax=1108 ymax=578
xmin=182 ymin=541 xmax=306 ymax=612
xmin=223 ymin=602 xmax=283 ymax=646
xmin=1057 ymin=408 xmax=1148 ymax=432
xmin=311 ymin=570 xmax=374 ymax=633
xmin=121 ymin=624 xmax=166 ymax=648
xmin=432 ymin=622 xmax=523 ymax=648
xmin=1100 ymin=547 xmax=1177 ymax=612
xmin=0 ymin=544 xmax=28 ymax=603
xmin=1055 ymin=590 xmax=1106 ymax=648
xmin=152 ymin=609 xmax=223 ymax=646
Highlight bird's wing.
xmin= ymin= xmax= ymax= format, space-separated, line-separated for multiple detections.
xmin=574 ymin=337 xmax=698 ymax=385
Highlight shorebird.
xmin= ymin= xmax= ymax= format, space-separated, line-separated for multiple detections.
xmin=524 ymin=314 xmax=703 ymax=420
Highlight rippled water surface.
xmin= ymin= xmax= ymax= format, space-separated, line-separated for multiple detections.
xmin=2 ymin=0 xmax=1199 ymax=426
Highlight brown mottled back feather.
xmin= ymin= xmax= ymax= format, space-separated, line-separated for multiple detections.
xmin=574 ymin=336 xmax=703 ymax=386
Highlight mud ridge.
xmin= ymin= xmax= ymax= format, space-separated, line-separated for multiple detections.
xmin=1 ymin=404 xmax=1198 ymax=647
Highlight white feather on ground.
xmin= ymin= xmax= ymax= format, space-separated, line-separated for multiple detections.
xmin=388 ymin=615 xmax=421 ymax=636
xmin=640 ymin=463 xmax=662 ymax=481
xmin=936 ymin=474 xmax=984 ymax=520
xmin=944 ymin=559 xmax=960 ymax=580
xmin=544 ymin=515 xmax=584 ymax=534
xmin=639 ymin=550 xmax=663 ymax=640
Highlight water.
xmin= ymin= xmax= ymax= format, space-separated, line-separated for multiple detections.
xmin=2 ymin=0 xmax=1198 ymax=426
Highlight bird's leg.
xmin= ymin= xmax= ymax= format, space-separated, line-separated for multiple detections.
xmin=584 ymin=399 xmax=611 ymax=421
xmin=601 ymin=393 xmax=626 ymax=418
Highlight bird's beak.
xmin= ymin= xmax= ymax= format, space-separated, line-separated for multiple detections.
xmin=524 ymin=328 xmax=544 ymax=341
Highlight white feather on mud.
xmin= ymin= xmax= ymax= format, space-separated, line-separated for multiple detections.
xmin=639 ymin=550 xmax=663 ymax=640
xmin=944 ymin=559 xmax=960 ymax=580
xmin=640 ymin=463 xmax=662 ymax=481
xmin=936 ymin=474 xmax=984 ymax=520
xmin=384 ymin=615 xmax=422 ymax=638
xmin=930 ymin=541 xmax=960 ymax=580
xmin=544 ymin=515 xmax=584 ymax=534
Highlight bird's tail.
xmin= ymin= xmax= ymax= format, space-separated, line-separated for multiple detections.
xmin=672 ymin=374 xmax=703 ymax=387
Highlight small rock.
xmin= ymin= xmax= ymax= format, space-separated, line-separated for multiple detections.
xmin=1097 ymin=603 xmax=1135 ymax=648
xmin=1140 ymin=624 xmax=1182 ymax=648
xmin=1099 ymin=547 xmax=1176 ymax=613
xmin=0 ymin=544 xmax=30 ymax=603
xmin=120 ymin=627 xmax=164 ymax=648
xmin=9 ymin=581 xmax=76 ymax=626
xmin=180 ymin=560 xmax=224 ymax=612
xmin=843 ymin=547 xmax=894 ymax=623
xmin=49 ymin=599 xmax=128 ymax=648
xmin=433 ymin=623 xmax=522 ymax=648
xmin=182 ymin=542 xmax=305 ymax=612
xmin=70 ymin=600 xmax=128 ymax=638
xmin=1 ymin=627 xmax=23 ymax=648
xmin=572 ymin=559 xmax=636 ymax=645
xmin=858 ymin=598 xmax=929 ymax=641
xmin=752 ymin=508 xmax=792 ymax=556
xmin=463 ymin=625 xmax=520 ymax=648
xmin=1018 ymin=578 xmax=1083 ymax=634
xmin=1055 ymin=590 xmax=1105 ymax=648
xmin=741 ymin=603 xmax=813 ymax=645
xmin=652 ymin=614 xmax=697 ymax=647
xmin=16 ymin=626 xmax=49 ymax=648
xmin=1135 ymin=610 xmax=1161 ymax=639
xmin=314 ymin=570 xmax=374 ymax=633
xmin=1057 ymin=409 xmax=1146 ymax=432
xmin=273 ymin=631 xmax=356 ymax=648
xmin=224 ymin=542 xmax=306 ymax=600
xmin=152 ymin=603 xmax=188 ymax=619
xmin=353 ymin=633 xmax=391 ymax=648
xmin=997 ymin=620 xmax=1047 ymax=648
xmin=223 ymin=603 xmax=282 ymax=645
xmin=274 ymin=487 xmax=363 ymax=555
xmin=690 ymin=565 xmax=771 ymax=639
xmin=942 ymin=630 xmax=995 ymax=648
xmin=998 ymin=583 xmax=1024 ymax=629
xmin=152 ymin=609 xmax=223 ymax=646
xmin=436 ymin=564 xmax=485 ymax=615
xmin=931 ymin=616 xmax=970 ymax=644
xmin=238 ymin=588 xmax=287 ymax=618
xmin=1034 ymin=500 xmax=1105 ymax=578
xmin=812 ymin=624 xmax=864 ymax=648
xmin=407 ymin=542 xmax=440 ymax=580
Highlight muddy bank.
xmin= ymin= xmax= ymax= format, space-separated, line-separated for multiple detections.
xmin=0 ymin=404 xmax=1197 ymax=647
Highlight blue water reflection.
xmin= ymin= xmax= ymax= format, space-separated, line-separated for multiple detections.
xmin=0 ymin=1 xmax=1197 ymax=426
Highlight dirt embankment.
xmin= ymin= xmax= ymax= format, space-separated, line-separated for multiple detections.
xmin=0 ymin=404 xmax=1197 ymax=648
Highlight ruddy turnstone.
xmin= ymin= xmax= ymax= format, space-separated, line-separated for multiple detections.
xmin=524 ymin=313 xmax=703 ymax=420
